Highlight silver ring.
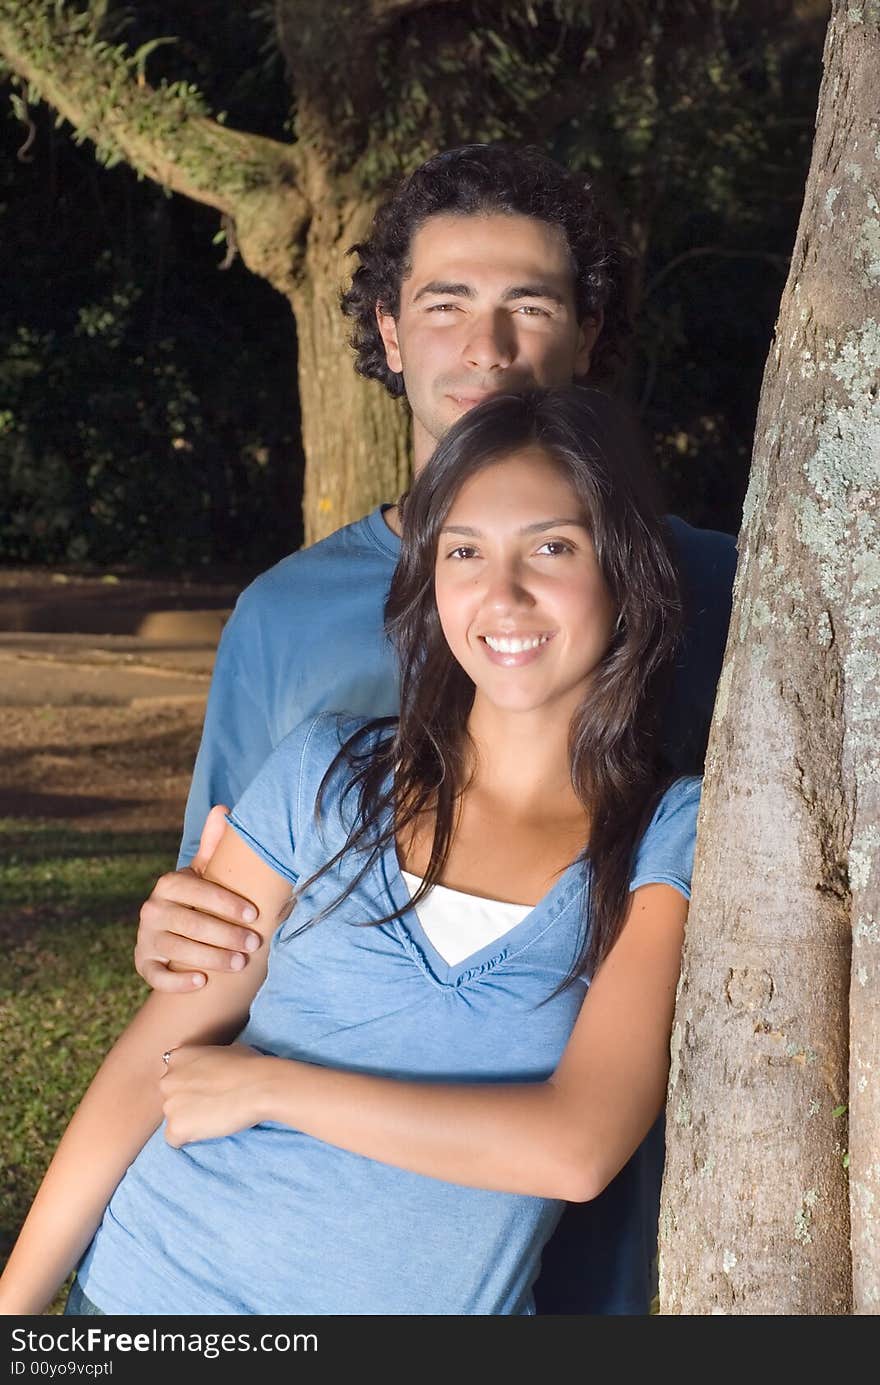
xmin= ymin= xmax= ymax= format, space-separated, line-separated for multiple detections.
xmin=162 ymin=1050 xmax=172 ymax=1067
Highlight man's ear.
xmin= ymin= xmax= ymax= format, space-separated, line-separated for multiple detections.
xmin=575 ymin=308 xmax=604 ymax=375
xmin=375 ymin=303 xmax=403 ymax=374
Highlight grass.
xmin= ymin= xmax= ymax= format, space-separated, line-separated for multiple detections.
xmin=0 ymin=819 xmax=179 ymax=1311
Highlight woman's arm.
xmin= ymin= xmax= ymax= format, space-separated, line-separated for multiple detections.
xmin=162 ymin=882 xmax=687 ymax=1203
xmin=0 ymin=827 xmax=293 ymax=1316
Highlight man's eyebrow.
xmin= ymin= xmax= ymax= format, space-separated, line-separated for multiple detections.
xmin=412 ymin=280 xmax=474 ymax=302
xmin=503 ymin=284 xmax=566 ymax=306
xmin=440 ymin=519 xmax=587 ymax=537
xmin=411 ymin=281 xmax=566 ymax=306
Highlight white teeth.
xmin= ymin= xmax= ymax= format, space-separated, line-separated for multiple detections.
xmin=483 ymin=634 xmax=549 ymax=654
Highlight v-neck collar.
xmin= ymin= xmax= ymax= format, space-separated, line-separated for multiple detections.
xmin=378 ymin=836 xmax=588 ymax=989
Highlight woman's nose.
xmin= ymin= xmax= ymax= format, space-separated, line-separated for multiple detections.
xmin=482 ymin=564 xmax=534 ymax=611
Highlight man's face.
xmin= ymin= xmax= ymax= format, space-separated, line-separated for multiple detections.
xmin=376 ymin=213 xmax=601 ymax=472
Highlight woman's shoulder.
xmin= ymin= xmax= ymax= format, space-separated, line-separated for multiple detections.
xmin=271 ymin=711 xmax=394 ymax=772
xmin=228 ymin=713 xmax=396 ymax=880
xmin=629 ymin=776 xmax=702 ymax=899
xmin=652 ymin=774 xmax=702 ymax=822
xmin=295 ymin=711 xmax=395 ymax=777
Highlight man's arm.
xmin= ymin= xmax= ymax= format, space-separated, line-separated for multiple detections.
xmin=0 ymin=829 xmax=291 ymax=1315
xmin=136 ymin=595 xmax=276 ymax=993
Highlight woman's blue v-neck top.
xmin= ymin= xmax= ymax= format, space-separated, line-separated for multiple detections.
xmin=79 ymin=714 xmax=701 ymax=1316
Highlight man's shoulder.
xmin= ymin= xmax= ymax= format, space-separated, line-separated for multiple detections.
xmin=233 ymin=509 xmax=399 ymax=617
xmin=667 ymin=515 xmax=737 ymax=567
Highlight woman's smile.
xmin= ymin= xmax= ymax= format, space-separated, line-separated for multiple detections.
xmin=479 ymin=631 xmax=555 ymax=665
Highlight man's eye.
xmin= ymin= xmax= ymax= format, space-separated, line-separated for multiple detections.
xmin=515 ymin=305 xmax=551 ymax=317
xmin=426 ymin=303 xmax=459 ymax=313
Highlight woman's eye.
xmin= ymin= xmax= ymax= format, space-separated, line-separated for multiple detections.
xmin=447 ymin=545 xmax=479 ymax=560
xmin=536 ymin=540 xmax=572 ymax=556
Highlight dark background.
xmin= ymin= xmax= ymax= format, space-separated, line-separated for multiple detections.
xmin=0 ymin=2 xmax=828 ymax=577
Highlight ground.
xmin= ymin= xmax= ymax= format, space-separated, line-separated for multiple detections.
xmin=0 ymin=566 xmax=241 ymax=835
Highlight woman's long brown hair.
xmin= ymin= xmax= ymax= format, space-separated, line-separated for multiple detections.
xmin=293 ymin=386 xmax=683 ymax=985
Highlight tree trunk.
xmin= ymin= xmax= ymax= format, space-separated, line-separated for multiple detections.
xmin=292 ymin=195 xmax=411 ymax=544
xmin=658 ymin=0 xmax=879 ymax=1314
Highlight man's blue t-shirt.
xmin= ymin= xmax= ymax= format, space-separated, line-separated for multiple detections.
xmin=81 ymin=714 xmax=701 ymax=1316
xmin=176 ymin=503 xmax=736 ymax=1315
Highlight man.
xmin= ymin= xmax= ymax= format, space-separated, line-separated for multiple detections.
xmin=135 ymin=144 xmax=737 ymax=1313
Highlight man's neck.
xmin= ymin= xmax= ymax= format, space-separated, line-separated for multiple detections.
xmin=382 ymin=502 xmax=403 ymax=537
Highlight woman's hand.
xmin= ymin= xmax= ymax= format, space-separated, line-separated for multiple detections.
xmin=161 ymin=1043 xmax=274 ymax=1146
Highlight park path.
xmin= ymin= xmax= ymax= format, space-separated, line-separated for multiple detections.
xmin=0 ymin=569 xmax=241 ymax=834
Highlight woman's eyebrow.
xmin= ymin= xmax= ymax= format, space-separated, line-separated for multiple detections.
xmin=519 ymin=518 xmax=586 ymax=534
xmin=440 ymin=519 xmax=586 ymax=537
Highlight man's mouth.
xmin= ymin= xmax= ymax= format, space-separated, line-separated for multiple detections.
xmin=448 ymin=391 xmax=496 ymax=408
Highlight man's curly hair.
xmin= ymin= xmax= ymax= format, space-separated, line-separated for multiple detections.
xmin=341 ymin=143 xmax=632 ymax=398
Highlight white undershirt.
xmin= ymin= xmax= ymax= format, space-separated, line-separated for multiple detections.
xmin=400 ymin=870 xmax=532 ymax=967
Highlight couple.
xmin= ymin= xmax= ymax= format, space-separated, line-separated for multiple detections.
xmin=0 ymin=144 xmax=736 ymax=1317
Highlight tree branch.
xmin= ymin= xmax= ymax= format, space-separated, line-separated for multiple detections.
xmin=0 ymin=1 xmax=309 ymax=294
xmin=368 ymin=0 xmax=464 ymax=23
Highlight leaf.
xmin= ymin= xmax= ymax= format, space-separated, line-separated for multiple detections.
xmin=831 ymin=1104 xmax=847 ymax=1118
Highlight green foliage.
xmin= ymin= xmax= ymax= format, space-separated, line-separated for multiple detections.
xmin=0 ymin=97 xmax=301 ymax=570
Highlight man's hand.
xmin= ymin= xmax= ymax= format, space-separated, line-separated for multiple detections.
xmin=135 ymin=805 xmax=262 ymax=993
xmin=161 ymin=1043 xmax=272 ymax=1146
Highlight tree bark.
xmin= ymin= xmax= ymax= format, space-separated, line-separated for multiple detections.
xmin=293 ymin=193 xmax=411 ymax=543
xmin=659 ymin=0 xmax=879 ymax=1314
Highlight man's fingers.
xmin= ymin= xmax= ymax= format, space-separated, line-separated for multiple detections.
xmin=139 ymin=958 xmax=207 ymax=994
xmin=191 ymin=804 xmax=231 ymax=877
xmin=143 ymin=926 xmax=257 ymax=976
xmin=148 ymin=871 xmax=258 ymax=926
xmin=135 ymin=848 xmax=260 ymax=992
xmin=146 ymin=903 xmax=260 ymax=955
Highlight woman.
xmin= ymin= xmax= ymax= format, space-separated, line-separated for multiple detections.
xmin=0 ymin=387 xmax=699 ymax=1316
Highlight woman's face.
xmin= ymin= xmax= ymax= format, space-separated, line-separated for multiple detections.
xmin=434 ymin=447 xmax=618 ymax=719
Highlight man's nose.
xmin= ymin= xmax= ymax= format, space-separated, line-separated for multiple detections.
xmin=463 ymin=310 xmax=515 ymax=372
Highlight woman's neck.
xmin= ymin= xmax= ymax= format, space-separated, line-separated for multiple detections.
xmin=463 ymin=694 xmax=582 ymax=822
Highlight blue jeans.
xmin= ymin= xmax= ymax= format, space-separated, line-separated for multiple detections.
xmin=64 ymin=1278 xmax=104 ymax=1315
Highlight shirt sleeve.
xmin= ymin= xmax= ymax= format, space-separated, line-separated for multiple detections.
xmin=225 ymin=714 xmax=336 ymax=887
xmin=628 ymin=776 xmax=702 ymax=900
xmin=177 ymin=594 xmax=275 ymax=867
